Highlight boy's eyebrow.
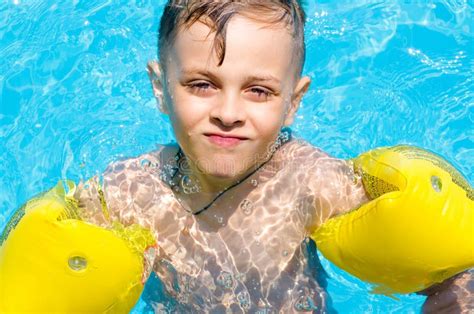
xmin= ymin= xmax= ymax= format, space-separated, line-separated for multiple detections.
xmin=181 ymin=68 xmax=221 ymax=84
xmin=243 ymin=74 xmax=281 ymax=85
xmin=181 ymin=68 xmax=281 ymax=85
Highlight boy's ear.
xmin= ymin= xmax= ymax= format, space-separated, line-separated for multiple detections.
xmin=284 ymin=76 xmax=311 ymax=126
xmin=147 ymin=61 xmax=168 ymax=114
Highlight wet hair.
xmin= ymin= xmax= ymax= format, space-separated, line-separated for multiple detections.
xmin=158 ymin=0 xmax=306 ymax=76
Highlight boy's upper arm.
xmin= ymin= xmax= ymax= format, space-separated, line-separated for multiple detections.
xmin=75 ymin=175 xmax=110 ymax=226
xmin=303 ymin=153 xmax=368 ymax=233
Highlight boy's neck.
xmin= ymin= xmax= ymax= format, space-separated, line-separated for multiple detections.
xmin=175 ymin=153 xmax=274 ymax=215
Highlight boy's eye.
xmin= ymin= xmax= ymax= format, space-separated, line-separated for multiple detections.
xmin=187 ymin=81 xmax=216 ymax=96
xmin=191 ymin=82 xmax=211 ymax=90
xmin=248 ymin=87 xmax=272 ymax=102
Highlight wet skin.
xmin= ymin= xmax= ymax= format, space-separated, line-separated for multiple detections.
xmin=76 ymin=139 xmax=367 ymax=312
xmin=76 ymin=141 xmax=473 ymax=313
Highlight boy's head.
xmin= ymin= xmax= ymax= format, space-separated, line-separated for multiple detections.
xmin=148 ymin=0 xmax=310 ymax=190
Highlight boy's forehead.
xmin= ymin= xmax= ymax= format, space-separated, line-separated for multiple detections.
xmin=167 ymin=16 xmax=297 ymax=79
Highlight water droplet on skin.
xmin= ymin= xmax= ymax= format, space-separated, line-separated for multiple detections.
xmin=235 ymin=272 xmax=245 ymax=281
xmin=431 ymin=176 xmax=442 ymax=192
xmin=216 ymin=271 xmax=234 ymax=289
xmin=240 ymin=199 xmax=254 ymax=215
xmin=282 ymin=250 xmax=289 ymax=257
xmin=250 ymin=179 xmax=258 ymax=187
xmin=217 ymin=217 xmax=223 ymax=223
xmin=237 ymin=291 xmax=250 ymax=310
xmin=294 ymin=295 xmax=318 ymax=312
xmin=68 ymin=256 xmax=87 ymax=271
xmin=140 ymin=158 xmax=151 ymax=168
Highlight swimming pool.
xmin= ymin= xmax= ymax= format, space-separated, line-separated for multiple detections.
xmin=0 ymin=0 xmax=472 ymax=312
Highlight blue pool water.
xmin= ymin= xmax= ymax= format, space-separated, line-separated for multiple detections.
xmin=0 ymin=1 xmax=472 ymax=313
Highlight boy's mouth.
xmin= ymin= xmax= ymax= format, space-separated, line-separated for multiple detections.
xmin=204 ymin=133 xmax=248 ymax=148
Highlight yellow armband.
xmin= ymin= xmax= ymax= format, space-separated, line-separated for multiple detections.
xmin=312 ymin=145 xmax=474 ymax=294
xmin=0 ymin=181 xmax=156 ymax=313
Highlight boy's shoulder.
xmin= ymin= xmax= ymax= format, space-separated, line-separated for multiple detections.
xmin=277 ymin=137 xmax=334 ymax=172
xmin=85 ymin=144 xmax=179 ymax=225
xmin=280 ymin=138 xmax=328 ymax=159
xmin=103 ymin=143 xmax=179 ymax=176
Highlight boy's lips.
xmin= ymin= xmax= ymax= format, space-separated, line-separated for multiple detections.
xmin=204 ymin=133 xmax=248 ymax=148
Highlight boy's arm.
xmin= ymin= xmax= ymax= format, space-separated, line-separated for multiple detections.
xmin=74 ymin=163 xmax=129 ymax=227
xmin=304 ymin=156 xmax=369 ymax=232
xmin=74 ymin=175 xmax=114 ymax=227
xmin=419 ymin=269 xmax=473 ymax=313
xmin=304 ymin=151 xmax=472 ymax=309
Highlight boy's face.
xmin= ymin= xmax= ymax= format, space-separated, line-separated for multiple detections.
xmin=149 ymin=15 xmax=310 ymax=187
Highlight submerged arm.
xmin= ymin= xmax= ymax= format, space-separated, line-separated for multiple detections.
xmin=419 ymin=269 xmax=474 ymax=313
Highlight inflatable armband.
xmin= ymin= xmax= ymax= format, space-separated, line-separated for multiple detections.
xmin=0 ymin=181 xmax=156 ymax=312
xmin=312 ymin=145 xmax=474 ymax=294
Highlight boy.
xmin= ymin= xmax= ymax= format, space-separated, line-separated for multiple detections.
xmin=76 ymin=1 xmax=472 ymax=312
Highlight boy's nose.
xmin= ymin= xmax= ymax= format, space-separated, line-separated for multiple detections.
xmin=210 ymin=93 xmax=245 ymax=127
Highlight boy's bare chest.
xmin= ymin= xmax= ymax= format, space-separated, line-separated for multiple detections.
xmin=97 ymin=142 xmax=331 ymax=311
xmin=150 ymin=178 xmax=314 ymax=285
